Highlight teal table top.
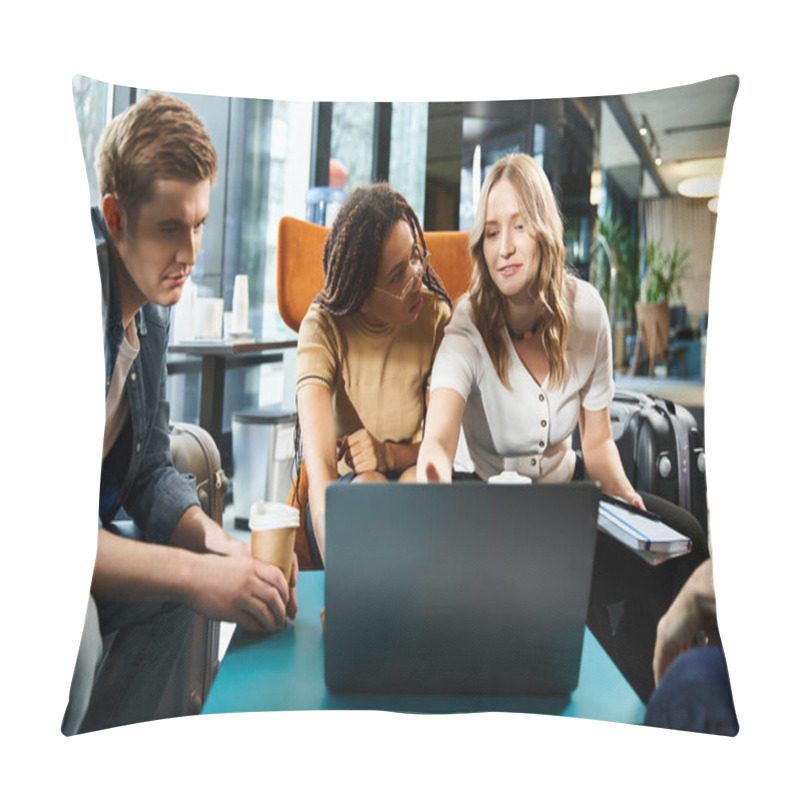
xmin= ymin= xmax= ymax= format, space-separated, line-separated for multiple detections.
xmin=202 ymin=572 xmax=646 ymax=724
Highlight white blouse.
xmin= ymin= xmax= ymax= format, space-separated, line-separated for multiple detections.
xmin=430 ymin=276 xmax=614 ymax=483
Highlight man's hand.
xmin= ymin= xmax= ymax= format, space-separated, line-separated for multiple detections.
xmin=170 ymin=505 xmax=247 ymax=556
xmin=653 ymin=559 xmax=719 ymax=686
xmin=93 ymin=526 xmax=296 ymax=636
xmin=188 ymin=552 xmax=292 ymax=634
xmin=338 ymin=428 xmax=388 ymax=474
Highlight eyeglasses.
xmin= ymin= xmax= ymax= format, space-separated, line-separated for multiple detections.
xmin=372 ymin=248 xmax=429 ymax=301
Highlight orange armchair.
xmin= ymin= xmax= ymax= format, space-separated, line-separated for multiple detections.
xmin=276 ymin=216 xmax=472 ymax=333
xmin=277 ymin=215 xmax=472 ymax=569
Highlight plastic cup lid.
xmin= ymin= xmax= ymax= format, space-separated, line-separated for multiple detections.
xmin=248 ymin=500 xmax=300 ymax=530
xmin=487 ymin=470 xmax=533 ymax=485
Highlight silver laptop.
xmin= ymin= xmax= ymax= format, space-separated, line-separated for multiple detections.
xmin=324 ymin=481 xmax=600 ymax=696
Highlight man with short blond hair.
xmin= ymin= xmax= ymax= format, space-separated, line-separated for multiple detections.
xmin=63 ymin=93 xmax=297 ymax=735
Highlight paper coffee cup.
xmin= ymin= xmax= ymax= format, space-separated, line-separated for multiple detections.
xmin=249 ymin=500 xmax=299 ymax=581
xmin=193 ymin=297 xmax=224 ymax=340
xmin=231 ymin=274 xmax=250 ymax=333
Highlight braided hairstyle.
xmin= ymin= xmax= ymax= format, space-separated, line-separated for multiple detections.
xmin=313 ymin=183 xmax=451 ymax=315
xmin=291 ymin=185 xmax=451 ymax=549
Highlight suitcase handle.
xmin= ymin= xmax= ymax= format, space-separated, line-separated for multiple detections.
xmin=613 ymin=390 xmax=656 ymax=409
xmin=653 ymin=396 xmax=677 ymax=416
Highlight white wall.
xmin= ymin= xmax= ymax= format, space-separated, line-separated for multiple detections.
xmin=645 ymin=196 xmax=717 ymax=315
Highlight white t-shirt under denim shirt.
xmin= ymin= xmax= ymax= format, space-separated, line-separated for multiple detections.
xmin=430 ymin=276 xmax=614 ymax=483
xmin=103 ymin=320 xmax=140 ymax=461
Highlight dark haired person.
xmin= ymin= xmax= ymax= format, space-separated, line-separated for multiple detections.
xmin=295 ymin=183 xmax=452 ymax=565
xmin=63 ymin=93 xmax=297 ymax=735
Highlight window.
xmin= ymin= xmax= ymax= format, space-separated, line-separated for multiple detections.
xmin=330 ymin=102 xmax=375 ymax=191
xmin=71 ymin=75 xmax=110 ymax=207
xmin=158 ymin=92 xmax=314 ymax=429
xmin=389 ymin=102 xmax=428 ymax=217
xmin=71 ymin=80 xmax=313 ymax=471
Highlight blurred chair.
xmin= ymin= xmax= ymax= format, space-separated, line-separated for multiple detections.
xmin=631 ymin=302 xmax=688 ymax=378
xmin=276 ymin=216 xmax=472 ymax=568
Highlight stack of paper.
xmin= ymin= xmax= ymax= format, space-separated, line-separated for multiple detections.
xmin=597 ymin=499 xmax=692 ymax=557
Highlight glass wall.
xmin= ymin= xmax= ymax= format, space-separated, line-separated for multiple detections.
xmin=71 ymin=75 xmax=111 ymax=207
xmin=330 ymin=102 xmax=375 ymax=191
xmin=389 ymin=101 xmax=428 ymax=216
xmin=71 ymin=79 xmax=313 ymax=472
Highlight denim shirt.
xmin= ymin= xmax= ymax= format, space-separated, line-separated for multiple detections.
xmin=95 ymin=207 xmax=200 ymax=544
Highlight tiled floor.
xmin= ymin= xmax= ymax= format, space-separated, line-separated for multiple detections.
xmin=614 ymin=373 xmax=705 ymax=408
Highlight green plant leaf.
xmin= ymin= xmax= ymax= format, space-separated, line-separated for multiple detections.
xmin=642 ymin=239 xmax=690 ymax=305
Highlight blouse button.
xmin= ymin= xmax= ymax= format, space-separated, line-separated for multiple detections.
xmin=530 ymin=457 xmax=537 ymax=467
xmin=131 ymin=372 xmax=137 ymax=382
xmin=540 ymin=420 xmax=547 ymax=427
xmin=136 ymin=442 xmax=142 ymax=454
xmin=539 ymin=394 xmax=545 ymax=402
xmin=539 ymin=441 xmax=545 ymax=448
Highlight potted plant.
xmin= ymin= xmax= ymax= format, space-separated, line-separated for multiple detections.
xmin=641 ymin=239 xmax=690 ymax=306
xmin=595 ymin=214 xmax=640 ymax=322
xmin=593 ymin=214 xmax=640 ymax=367
xmin=635 ymin=240 xmax=691 ymax=369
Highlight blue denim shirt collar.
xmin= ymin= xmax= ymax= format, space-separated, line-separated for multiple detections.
xmin=93 ymin=207 xmax=149 ymax=395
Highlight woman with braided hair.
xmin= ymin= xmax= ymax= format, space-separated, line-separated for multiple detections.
xmin=295 ymin=183 xmax=452 ymax=566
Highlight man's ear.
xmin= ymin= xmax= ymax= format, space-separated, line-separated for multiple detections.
xmin=102 ymin=194 xmax=125 ymax=242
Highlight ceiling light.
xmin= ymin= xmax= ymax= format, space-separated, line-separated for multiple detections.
xmin=708 ymin=196 xmax=719 ymax=213
xmin=678 ymin=175 xmax=722 ymax=198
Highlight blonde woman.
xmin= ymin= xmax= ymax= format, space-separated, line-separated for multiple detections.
xmin=417 ymin=152 xmax=708 ymax=701
xmin=418 ymin=152 xmax=641 ymax=501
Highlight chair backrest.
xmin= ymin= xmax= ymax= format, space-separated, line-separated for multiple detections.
xmin=635 ymin=302 xmax=671 ymax=359
xmin=276 ymin=216 xmax=473 ymax=332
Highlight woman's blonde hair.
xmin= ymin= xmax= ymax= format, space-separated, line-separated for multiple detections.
xmin=468 ymin=153 xmax=571 ymax=388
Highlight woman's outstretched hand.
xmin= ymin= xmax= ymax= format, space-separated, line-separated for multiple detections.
xmin=626 ymin=492 xmax=646 ymax=510
xmin=416 ymin=460 xmax=451 ymax=484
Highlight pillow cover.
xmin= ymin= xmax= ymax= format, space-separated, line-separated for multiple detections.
xmin=65 ymin=74 xmax=739 ymax=740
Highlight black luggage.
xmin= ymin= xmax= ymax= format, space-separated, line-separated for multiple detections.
xmin=609 ymin=391 xmax=708 ymax=532
xmin=576 ymin=391 xmax=711 ymax=702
